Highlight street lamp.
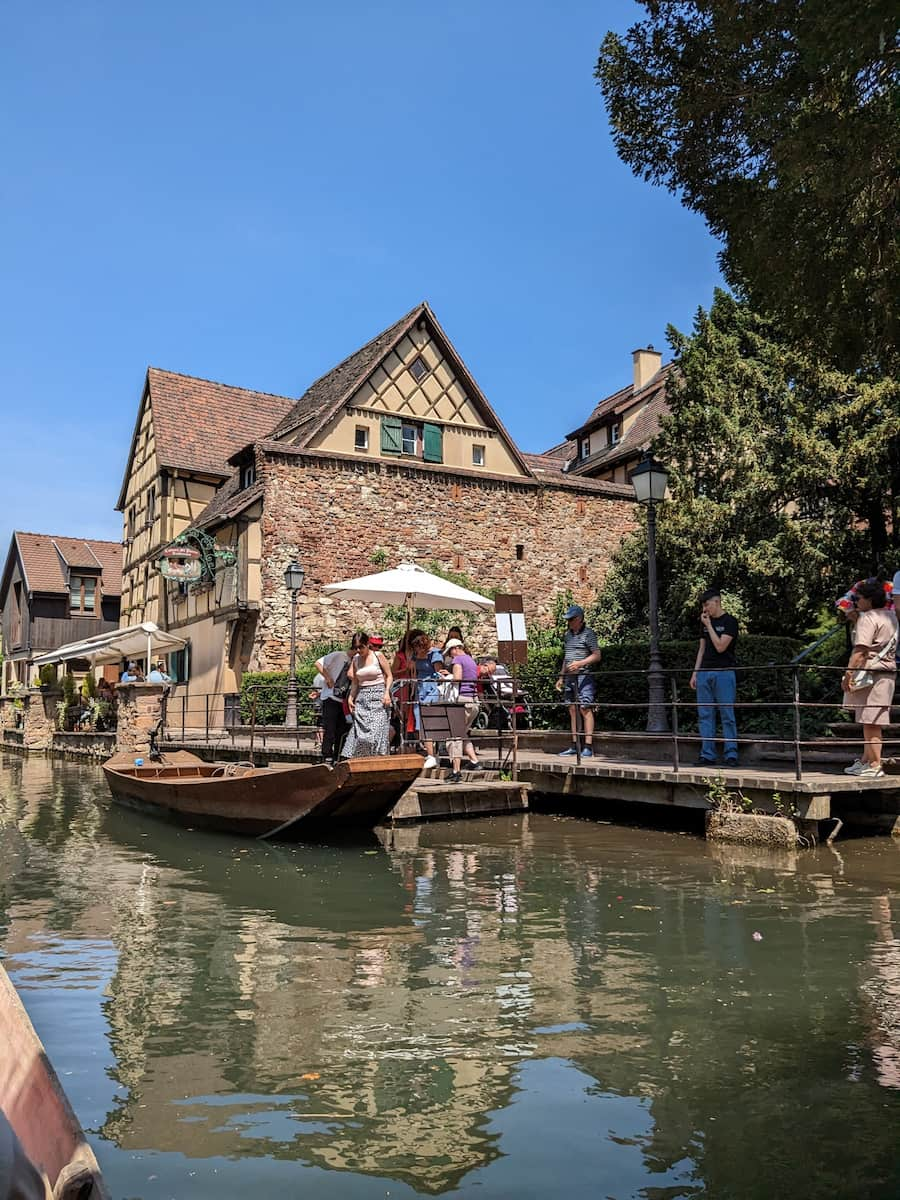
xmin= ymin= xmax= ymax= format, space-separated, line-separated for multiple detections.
xmin=629 ymin=453 xmax=669 ymax=733
xmin=283 ymin=561 xmax=305 ymax=728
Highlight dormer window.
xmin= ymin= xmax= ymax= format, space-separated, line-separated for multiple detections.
xmin=69 ymin=575 xmax=98 ymax=615
xmin=609 ymin=423 xmax=621 ymax=446
xmin=240 ymin=464 xmax=256 ymax=489
xmin=580 ymin=438 xmax=590 ymax=460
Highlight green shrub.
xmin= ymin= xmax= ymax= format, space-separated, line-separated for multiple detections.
xmin=240 ymin=639 xmax=339 ymax=725
xmin=518 ymin=634 xmax=846 ymax=739
xmin=81 ymin=673 xmax=97 ymax=701
xmin=62 ymin=672 xmax=77 ymax=707
xmin=39 ymin=664 xmax=58 ymax=688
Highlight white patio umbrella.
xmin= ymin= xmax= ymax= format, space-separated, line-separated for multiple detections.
xmin=322 ymin=562 xmax=494 ymax=613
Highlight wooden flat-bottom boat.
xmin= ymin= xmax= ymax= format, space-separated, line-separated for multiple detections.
xmin=0 ymin=962 xmax=108 ymax=1199
xmin=102 ymin=750 xmax=424 ymax=838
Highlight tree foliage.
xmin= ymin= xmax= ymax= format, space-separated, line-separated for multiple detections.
xmin=596 ymin=2 xmax=900 ymax=372
xmin=591 ymin=291 xmax=900 ymax=641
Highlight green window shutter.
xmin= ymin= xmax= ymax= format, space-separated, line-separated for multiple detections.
xmin=381 ymin=416 xmax=402 ymax=454
xmin=423 ymin=422 xmax=443 ymax=463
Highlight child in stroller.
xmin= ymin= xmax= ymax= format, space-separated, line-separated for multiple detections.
xmin=474 ymin=658 xmax=531 ymax=731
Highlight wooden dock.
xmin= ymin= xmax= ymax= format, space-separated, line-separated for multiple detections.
xmin=161 ymin=738 xmax=900 ymax=833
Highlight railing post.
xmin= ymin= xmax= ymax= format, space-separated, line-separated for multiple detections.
xmin=792 ymin=666 xmax=802 ymax=781
xmin=205 ymin=693 xmax=209 ymax=743
xmin=181 ymin=694 xmax=186 ymax=740
xmin=670 ymin=675 xmax=680 ymax=773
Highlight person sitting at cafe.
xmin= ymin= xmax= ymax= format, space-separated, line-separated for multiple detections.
xmin=120 ymin=661 xmax=142 ymax=682
xmin=147 ymin=661 xmax=171 ymax=683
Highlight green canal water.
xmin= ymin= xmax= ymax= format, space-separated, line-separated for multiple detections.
xmin=3 ymin=754 xmax=900 ymax=1199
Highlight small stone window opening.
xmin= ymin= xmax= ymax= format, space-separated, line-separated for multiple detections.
xmin=472 ymin=444 xmax=485 ymax=467
xmin=354 ymin=426 xmax=369 ymax=451
xmin=240 ymin=464 xmax=256 ymax=489
xmin=579 ymin=565 xmax=588 ymax=585
xmin=409 ymin=356 xmax=428 ymax=383
xmin=576 ymin=497 xmax=585 ymax=515
xmin=515 ymin=544 xmax=524 ymax=561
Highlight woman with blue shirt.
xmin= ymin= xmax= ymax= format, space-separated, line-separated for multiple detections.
xmin=411 ymin=633 xmax=447 ymax=769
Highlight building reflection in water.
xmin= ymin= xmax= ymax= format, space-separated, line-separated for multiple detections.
xmin=4 ymin=756 xmax=900 ymax=1196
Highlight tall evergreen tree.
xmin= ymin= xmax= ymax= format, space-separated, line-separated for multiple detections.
xmin=592 ymin=292 xmax=900 ymax=642
xmin=596 ymin=2 xmax=900 ymax=374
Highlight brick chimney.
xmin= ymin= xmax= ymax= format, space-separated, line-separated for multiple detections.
xmin=632 ymin=346 xmax=662 ymax=393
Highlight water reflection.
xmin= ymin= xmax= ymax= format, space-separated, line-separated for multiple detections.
xmin=3 ymin=754 xmax=900 ymax=1198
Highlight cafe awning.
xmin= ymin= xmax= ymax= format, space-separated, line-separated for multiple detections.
xmin=32 ymin=622 xmax=187 ymax=668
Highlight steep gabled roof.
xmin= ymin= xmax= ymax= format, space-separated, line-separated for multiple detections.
xmin=564 ymin=363 xmax=673 ymax=477
xmin=270 ymin=305 xmax=423 ymax=440
xmin=1 ymin=532 xmax=122 ymax=604
xmin=273 ymin=302 xmax=534 ymax=478
xmin=116 ymin=369 xmax=296 ymax=509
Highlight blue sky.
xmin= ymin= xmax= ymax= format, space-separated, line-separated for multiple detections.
xmin=0 ymin=0 xmax=721 ymax=551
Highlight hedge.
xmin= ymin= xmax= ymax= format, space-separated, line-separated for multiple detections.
xmin=518 ymin=633 xmax=849 ymax=738
xmin=240 ymin=639 xmax=339 ymax=725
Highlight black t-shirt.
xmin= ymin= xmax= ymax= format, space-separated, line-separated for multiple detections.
xmin=700 ymin=613 xmax=739 ymax=669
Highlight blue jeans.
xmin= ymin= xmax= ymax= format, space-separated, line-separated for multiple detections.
xmin=696 ymin=670 xmax=737 ymax=760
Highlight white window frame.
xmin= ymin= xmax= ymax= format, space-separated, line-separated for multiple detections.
xmin=241 ymin=464 xmax=256 ymax=489
xmin=472 ymin=444 xmax=485 ymax=467
xmin=610 ymin=423 xmax=620 ymax=446
xmin=580 ymin=438 xmax=590 ymax=460
xmin=354 ymin=425 xmax=369 ymax=451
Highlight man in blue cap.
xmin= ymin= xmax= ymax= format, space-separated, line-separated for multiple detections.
xmin=556 ymin=604 xmax=602 ymax=756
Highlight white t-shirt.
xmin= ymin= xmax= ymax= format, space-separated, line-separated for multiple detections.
xmin=317 ymin=650 xmax=349 ymax=701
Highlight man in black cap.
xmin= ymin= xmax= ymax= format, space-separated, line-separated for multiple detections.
xmin=556 ymin=604 xmax=602 ymax=757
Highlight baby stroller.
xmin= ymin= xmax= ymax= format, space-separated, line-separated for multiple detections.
xmin=473 ymin=665 xmax=532 ymax=731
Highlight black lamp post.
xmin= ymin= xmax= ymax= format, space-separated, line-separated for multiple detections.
xmin=283 ymin=561 xmax=305 ymax=728
xmin=629 ymin=453 xmax=669 ymax=733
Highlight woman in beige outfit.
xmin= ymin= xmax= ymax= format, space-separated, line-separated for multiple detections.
xmin=842 ymin=580 xmax=898 ymax=779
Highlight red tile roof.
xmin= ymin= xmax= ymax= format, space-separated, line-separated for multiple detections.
xmin=116 ymin=369 xmax=296 ymax=509
xmin=147 ymin=368 xmax=296 ymax=477
xmin=11 ymin=532 xmax=122 ymax=596
xmin=564 ymin=364 xmax=673 ymax=477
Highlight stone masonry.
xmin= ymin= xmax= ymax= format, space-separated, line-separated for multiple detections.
xmin=115 ymin=682 xmax=169 ymax=756
xmin=254 ymin=449 xmax=638 ymax=668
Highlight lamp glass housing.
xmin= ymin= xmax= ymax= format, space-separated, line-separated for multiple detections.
xmin=284 ymin=562 xmax=305 ymax=592
xmin=629 ymin=456 xmax=669 ymax=504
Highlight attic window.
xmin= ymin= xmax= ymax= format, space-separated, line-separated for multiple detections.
xmin=610 ymin=423 xmax=621 ymax=446
xmin=241 ymin=464 xmax=256 ymax=489
xmin=579 ymin=438 xmax=590 ymax=460
xmin=472 ymin=444 xmax=485 ymax=467
xmin=355 ymin=426 xmax=369 ymax=451
xmin=409 ymin=356 xmax=428 ymax=383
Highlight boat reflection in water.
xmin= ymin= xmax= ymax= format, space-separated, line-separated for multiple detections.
xmin=5 ymin=755 xmax=900 ymax=1196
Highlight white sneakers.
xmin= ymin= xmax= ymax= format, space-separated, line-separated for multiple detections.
xmin=422 ymin=755 xmax=438 ymax=769
xmin=859 ymin=765 xmax=885 ymax=779
xmin=845 ymin=760 xmax=885 ymax=779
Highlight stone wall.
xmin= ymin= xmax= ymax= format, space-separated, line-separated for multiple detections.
xmin=255 ymin=451 xmax=638 ymax=668
xmin=22 ymin=688 xmax=60 ymax=751
xmin=115 ymin=682 xmax=169 ymax=756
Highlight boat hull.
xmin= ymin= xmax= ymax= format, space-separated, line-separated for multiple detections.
xmin=101 ymin=751 xmax=423 ymax=837
xmin=0 ymin=963 xmax=108 ymax=1198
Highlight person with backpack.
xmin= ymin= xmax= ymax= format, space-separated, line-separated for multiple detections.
xmin=316 ymin=636 xmax=355 ymax=764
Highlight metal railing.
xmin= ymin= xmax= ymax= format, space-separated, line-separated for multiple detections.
xmin=152 ymin=660 xmax=899 ymax=781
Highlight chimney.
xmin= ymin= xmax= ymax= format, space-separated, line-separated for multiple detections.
xmin=632 ymin=346 xmax=662 ymax=393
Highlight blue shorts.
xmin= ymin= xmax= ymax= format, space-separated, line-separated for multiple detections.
xmin=563 ymin=674 xmax=595 ymax=707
